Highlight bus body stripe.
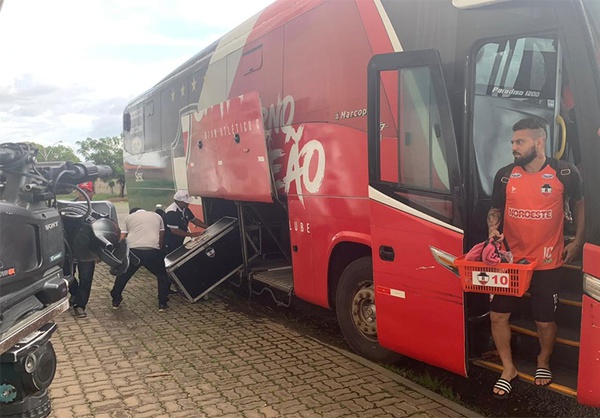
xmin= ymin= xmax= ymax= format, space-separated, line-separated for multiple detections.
xmin=368 ymin=186 xmax=463 ymax=234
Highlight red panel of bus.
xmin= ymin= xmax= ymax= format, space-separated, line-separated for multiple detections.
xmin=578 ymin=243 xmax=600 ymax=407
xmin=370 ymin=198 xmax=466 ymax=376
xmin=187 ymin=92 xmax=274 ymax=203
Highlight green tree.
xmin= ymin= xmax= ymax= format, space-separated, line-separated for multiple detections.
xmin=28 ymin=142 xmax=80 ymax=163
xmin=76 ymin=136 xmax=125 ymax=197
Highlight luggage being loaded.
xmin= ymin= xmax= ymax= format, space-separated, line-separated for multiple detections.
xmin=165 ymin=216 xmax=250 ymax=302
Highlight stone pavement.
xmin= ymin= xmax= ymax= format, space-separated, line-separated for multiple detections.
xmin=47 ymin=264 xmax=480 ymax=418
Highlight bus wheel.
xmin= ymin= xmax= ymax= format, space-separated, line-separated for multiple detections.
xmin=335 ymin=257 xmax=401 ymax=364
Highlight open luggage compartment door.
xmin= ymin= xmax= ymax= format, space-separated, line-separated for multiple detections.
xmin=187 ymin=91 xmax=274 ymax=203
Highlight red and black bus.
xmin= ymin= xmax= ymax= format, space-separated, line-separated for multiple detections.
xmin=122 ymin=0 xmax=600 ymax=405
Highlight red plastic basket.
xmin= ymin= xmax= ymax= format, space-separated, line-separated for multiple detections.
xmin=454 ymin=255 xmax=538 ymax=296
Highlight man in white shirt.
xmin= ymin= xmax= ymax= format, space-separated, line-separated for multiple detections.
xmin=110 ymin=208 xmax=170 ymax=311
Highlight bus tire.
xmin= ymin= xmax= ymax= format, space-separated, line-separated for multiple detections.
xmin=335 ymin=256 xmax=401 ymax=364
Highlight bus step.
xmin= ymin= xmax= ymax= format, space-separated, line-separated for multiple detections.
xmin=472 ymin=358 xmax=577 ymax=397
xmin=563 ymin=259 xmax=582 ymax=270
xmin=248 ymin=258 xmax=291 ymax=273
xmin=250 ymin=266 xmax=294 ymax=307
xmin=511 ymin=326 xmax=580 ymax=371
xmin=252 ymin=266 xmax=293 ymax=292
xmin=510 ymin=318 xmax=580 ymax=348
xmin=558 ymin=290 xmax=583 ymax=308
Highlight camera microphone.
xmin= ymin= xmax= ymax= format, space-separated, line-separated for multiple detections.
xmin=95 ymin=165 xmax=113 ymax=178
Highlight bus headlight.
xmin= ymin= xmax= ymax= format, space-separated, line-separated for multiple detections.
xmin=583 ymin=273 xmax=600 ymax=302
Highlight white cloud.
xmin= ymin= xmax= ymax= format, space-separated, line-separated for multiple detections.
xmin=0 ymin=0 xmax=274 ymax=148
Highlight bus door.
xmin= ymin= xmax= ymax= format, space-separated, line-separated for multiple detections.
xmin=367 ymin=50 xmax=466 ymax=375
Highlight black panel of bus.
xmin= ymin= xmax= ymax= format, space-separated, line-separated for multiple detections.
xmin=164 ymin=216 xmax=249 ymax=302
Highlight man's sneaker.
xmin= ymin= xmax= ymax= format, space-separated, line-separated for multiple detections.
xmin=158 ymin=304 xmax=168 ymax=312
xmin=112 ymin=298 xmax=122 ymax=309
xmin=73 ymin=306 xmax=87 ymax=318
xmin=168 ymin=287 xmax=178 ymax=295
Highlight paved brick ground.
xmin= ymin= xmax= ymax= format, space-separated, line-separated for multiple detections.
xmin=47 ymin=264 xmax=479 ymax=418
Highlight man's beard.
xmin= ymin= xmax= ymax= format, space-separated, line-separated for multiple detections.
xmin=514 ymin=147 xmax=537 ymax=166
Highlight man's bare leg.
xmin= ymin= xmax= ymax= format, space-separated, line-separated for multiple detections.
xmin=535 ymin=320 xmax=556 ymax=386
xmin=491 ymin=311 xmax=518 ymax=396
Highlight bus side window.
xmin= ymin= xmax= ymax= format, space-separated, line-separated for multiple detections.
xmin=398 ymin=67 xmax=450 ymax=193
xmin=143 ymin=99 xmax=162 ymax=152
xmin=376 ymin=65 xmax=453 ymax=222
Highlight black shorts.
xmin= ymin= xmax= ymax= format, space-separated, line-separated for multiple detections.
xmin=490 ymin=269 xmax=560 ymax=322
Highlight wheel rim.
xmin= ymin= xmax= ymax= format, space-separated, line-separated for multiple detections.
xmin=350 ymin=280 xmax=378 ymax=342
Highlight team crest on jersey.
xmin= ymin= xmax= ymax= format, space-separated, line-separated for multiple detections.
xmin=542 ymin=173 xmax=554 ymax=179
xmin=510 ymin=172 xmax=522 ymax=178
xmin=541 ymin=183 xmax=552 ymax=194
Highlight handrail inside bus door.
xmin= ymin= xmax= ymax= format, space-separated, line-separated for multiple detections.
xmin=555 ymin=114 xmax=567 ymax=159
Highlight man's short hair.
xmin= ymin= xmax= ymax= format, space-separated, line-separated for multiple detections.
xmin=129 ymin=207 xmax=142 ymax=214
xmin=512 ymin=117 xmax=547 ymax=137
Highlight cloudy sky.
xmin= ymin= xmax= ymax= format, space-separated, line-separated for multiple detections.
xmin=0 ymin=0 xmax=274 ymax=150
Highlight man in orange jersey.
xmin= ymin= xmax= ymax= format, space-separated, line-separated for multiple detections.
xmin=487 ymin=117 xmax=584 ymax=399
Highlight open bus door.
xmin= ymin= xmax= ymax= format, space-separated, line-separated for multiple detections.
xmin=367 ymin=50 xmax=467 ymax=376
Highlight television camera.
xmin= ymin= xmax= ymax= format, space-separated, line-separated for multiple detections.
xmin=0 ymin=142 xmax=129 ymax=418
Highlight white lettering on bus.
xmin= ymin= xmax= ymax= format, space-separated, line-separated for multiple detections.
xmin=263 ymin=95 xmax=326 ymax=207
xmin=282 ymin=126 xmax=326 ymax=204
xmin=492 ymin=87 xmax=525 ymax=96
xmin=490 ymin=87 xmax=541 ymax=98
xmin=201 ymin=118 xmax=260 ymax=140
xmin=263 ymin=95 xmax=295 ymax=135
xmin=135 ymin=166 xmax=144 ymax=182
xmin=289 ymin=220 xmax=311 ymax=234
xmin=335 ymin=108 xmax=367 ymax=120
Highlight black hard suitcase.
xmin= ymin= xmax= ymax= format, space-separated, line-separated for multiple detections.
xmin=164 ymin=216 xmax=244 ymax=302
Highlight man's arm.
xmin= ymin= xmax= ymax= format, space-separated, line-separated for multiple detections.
xmin=488 ymin=166 xmax=509 ymax=241
xmin=563 ymin=198 xmax=585 ymax=263
xmin=191 ymin=218 xmax=208 ymax=229
xmin=185 ymin=207 xmax=208 ymax=230
xmin=487 ymin=208 xmax=504 ymax=241
xmin=168 ymin=226 xmax=194 ymax=238
xmin=121 ymin=216 xmax=129 ymax=241
xmin=159 ymin=230 xmax=164 ymax=250
xmin=167 ymin=225 xmax=203 ymax=238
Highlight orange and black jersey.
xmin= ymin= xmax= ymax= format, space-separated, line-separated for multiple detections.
xmin=490 ymin=157 xmax=583 ymax=270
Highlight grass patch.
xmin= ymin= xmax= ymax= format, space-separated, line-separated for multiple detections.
xmin=384 ymin=364 xmax=461 ymax=403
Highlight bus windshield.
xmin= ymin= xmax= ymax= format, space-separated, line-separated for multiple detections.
xmin=583 ymin=0 xmax=600 ymax=49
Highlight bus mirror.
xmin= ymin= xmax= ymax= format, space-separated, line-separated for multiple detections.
xmin=123 ymin=113 xmax=131 ymax=132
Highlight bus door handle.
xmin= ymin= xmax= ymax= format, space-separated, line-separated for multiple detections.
xmin=379 ymin=245 xmax=395 ymax=262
